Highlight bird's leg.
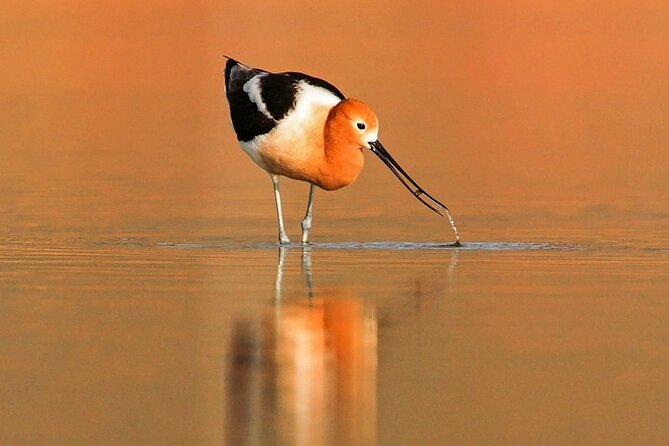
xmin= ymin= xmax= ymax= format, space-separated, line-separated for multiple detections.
xmin=274 ymin=246 xmax=287 ymax=301
xmin=301 ymin=245 xmax=313 ymax=299
xmin=271 ymin=175 xmax=291 ymax=244
xmin=300 ymin=184 xmax=315 ymax=244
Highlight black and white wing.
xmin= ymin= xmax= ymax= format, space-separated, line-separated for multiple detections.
xmin=224 ymin=57 xmax=345 ymax=142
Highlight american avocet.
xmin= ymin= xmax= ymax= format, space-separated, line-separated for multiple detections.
xmin=224 ymin=57 xmax=459 ymax=245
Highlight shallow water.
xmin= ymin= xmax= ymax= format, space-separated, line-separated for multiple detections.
xmin=2 ymin=221 xmax=669 ymax=445
xmin=3 ymin=1 xmax=669 ymax=445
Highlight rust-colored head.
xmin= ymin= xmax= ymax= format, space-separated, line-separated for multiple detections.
xmin=315 ymin=98 xmax=380 ymax=190
xmin=326 ymin=98 xmax=380 ymax=150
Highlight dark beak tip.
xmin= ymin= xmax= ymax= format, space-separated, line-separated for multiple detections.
xmin=370 ymin=139 xmax=449 ymax=217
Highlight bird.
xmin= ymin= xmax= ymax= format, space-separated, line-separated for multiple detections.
xmin=223 ymin=56 xmax=454 ymax=245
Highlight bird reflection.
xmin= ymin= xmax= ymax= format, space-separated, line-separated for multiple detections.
xmin=226 ymin=247 xmax=378 ymax=446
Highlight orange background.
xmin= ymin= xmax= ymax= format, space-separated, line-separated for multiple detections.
xmin=2 ymin=0 xmax=668 ymax=231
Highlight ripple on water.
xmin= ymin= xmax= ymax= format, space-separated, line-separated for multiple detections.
xmin=154 ymin=241 xmax=580 ymax=251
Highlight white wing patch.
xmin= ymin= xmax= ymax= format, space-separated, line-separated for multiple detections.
xmin=269 ymin=81 xmax=342 ymax=149
xmin=238 ymin=80 xmax=343 ymax=174
xmin=243 ymin=75 xmax=276 ymax=122
xmin=295 ymin=81 xmax=342 ymax=111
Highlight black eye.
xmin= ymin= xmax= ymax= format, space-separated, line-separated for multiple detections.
xmin=357 ymin=122 xmax=366 ymax=130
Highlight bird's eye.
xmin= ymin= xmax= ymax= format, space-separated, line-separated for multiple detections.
xmin=357 ymin=122 xmax=366 ymax=130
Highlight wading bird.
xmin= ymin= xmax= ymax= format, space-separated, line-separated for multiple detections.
xmin=224 ymin=57 xmax=454 ymax=245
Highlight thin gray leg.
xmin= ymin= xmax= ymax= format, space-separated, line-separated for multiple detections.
xmin=274 ymin=246 xmax=287 ymax=301
xmin=271 ymin=175 xmax=291 ymax=244
xmin=301 ymin=246 xmax=313 ymax=299
xmin=301 ymin=184 xmax=315 ymax=244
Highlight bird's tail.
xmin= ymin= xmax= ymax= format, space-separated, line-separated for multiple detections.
xmin=223 ymin=56 xmax=265 ymax=97
xmin=223 ymin=55 xmax=238 ymax=90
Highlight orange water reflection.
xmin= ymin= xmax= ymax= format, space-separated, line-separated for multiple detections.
xmin=226 ymin=249 xmax=377 ymax=446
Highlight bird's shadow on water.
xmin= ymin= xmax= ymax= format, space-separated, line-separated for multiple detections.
xmin=224 ymin=245 xmax=459 ymax=445
xmin=226 ymin=246 xmax=378 ymax=445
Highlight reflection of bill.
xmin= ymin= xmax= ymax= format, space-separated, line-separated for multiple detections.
xmin=226 ymin=248 xmax=377 ymax=446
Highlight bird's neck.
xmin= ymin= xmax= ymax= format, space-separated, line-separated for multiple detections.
xmin=315 ymin=114 xmax=364 ymax=191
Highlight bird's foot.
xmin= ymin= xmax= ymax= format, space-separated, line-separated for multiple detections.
xmin=300 ymin=218 xmax=312 ymax=244
xmin=278 ymin=233 xmax=291 ymax=245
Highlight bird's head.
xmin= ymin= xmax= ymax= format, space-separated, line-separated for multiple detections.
xmin=329 ymin=98 xmax=379 ymax=150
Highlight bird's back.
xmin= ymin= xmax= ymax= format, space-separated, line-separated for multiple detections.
xmin=224 ymin=57 xmax=345 ymax=143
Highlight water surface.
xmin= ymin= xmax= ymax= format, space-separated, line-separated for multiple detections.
xmin=2 ymin=227 xmax=669 ymax=445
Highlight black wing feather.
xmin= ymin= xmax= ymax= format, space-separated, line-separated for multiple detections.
xmin=224 ymin=58 xmax=346 ymax=142
xmin=283 ymin=72 xmax=345 ymax=101
xmin=224 ymin=58 xmax=276 ymax=142
xmin=257 ymin=74 xmax=297 ymax=121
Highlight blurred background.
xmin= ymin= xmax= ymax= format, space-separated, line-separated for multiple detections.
xmin=2 ymin=0 xmax=668 ymax=243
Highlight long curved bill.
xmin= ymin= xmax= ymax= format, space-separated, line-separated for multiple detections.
xmin=369 ymin=140 xmax=448 ymax=216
